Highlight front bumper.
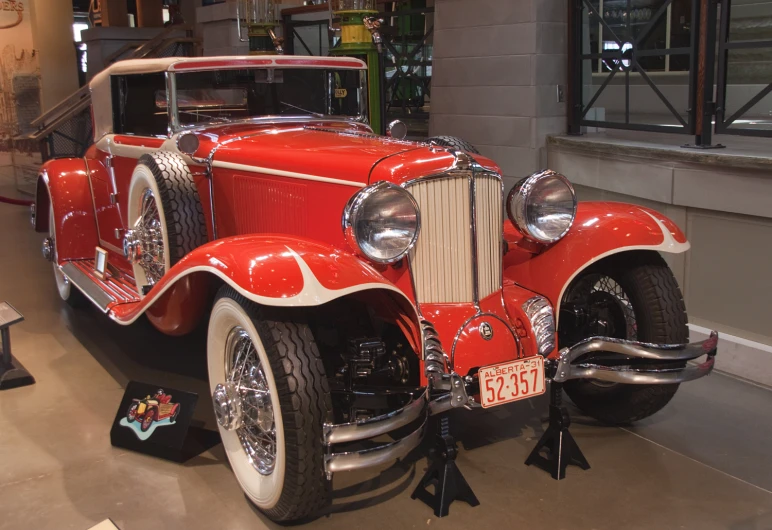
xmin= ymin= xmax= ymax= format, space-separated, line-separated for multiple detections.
xmin=552 ymin=331 xmax=719 ymax=384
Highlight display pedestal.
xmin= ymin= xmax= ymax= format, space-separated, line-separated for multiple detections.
xmin=525 ymin=382 xmax=590 ymax=479
xmin=411 ymin=415 xmax=479 ymax=517
xmin=0 ymin=302 xmax=34 ymax=390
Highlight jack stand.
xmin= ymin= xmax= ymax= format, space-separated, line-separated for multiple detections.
xmin=411 ymin=415 xmax=479 ymax=517
xmin=525 ymin=382 xmax=589 ymax=479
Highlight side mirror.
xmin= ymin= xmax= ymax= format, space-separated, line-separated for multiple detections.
xmin=386 ymin=120 xmax=408 ymax=140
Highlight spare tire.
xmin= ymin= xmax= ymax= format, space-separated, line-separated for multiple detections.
xmin=426 ymin=135 xmax=480 ymax=155
xmin=125 ymin=151 xmax=207 ymax=295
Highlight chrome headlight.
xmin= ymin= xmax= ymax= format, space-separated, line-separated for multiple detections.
xmin=507 ymin=170 xmax=577 ymax=244
xmin=342 ymin=182 xmax=420 ymax=263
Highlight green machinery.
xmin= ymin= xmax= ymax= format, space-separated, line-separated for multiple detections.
xmin=327 ymin=0 xmax=385 ymax=133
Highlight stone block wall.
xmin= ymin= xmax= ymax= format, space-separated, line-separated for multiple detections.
xmin=429 ymin=0 xmax=568 ymax=188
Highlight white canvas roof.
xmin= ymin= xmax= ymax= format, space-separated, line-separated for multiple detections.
xmin=90 ymin=55 xmax=367 ymax=140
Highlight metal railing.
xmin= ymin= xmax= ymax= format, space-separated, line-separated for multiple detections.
xmin=569 ymin=0 xmax=772 ymax=145
xmin=16 ymin=25 xmax=201 ymax=161
xmin=715 ymin=0 xmax=772 ymax=137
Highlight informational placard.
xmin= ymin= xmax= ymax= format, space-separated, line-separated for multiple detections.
xmin=110 ymin=381 xmax=219 ymax=462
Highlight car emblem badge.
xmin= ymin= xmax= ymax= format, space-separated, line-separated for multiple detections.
xmin=479 ymin=322 xmax=493 ymax=341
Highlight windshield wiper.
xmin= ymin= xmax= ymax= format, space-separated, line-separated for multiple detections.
xmin=280 ymin=101 xmax=324 ymax=118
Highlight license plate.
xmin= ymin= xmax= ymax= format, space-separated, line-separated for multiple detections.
xmin=478 ymin=356 xmax=546 ymax=408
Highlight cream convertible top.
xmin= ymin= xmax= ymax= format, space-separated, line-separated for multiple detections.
xmin=89 ymin=55 xmax=368 ymax=140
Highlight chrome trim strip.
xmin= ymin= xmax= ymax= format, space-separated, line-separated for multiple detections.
xmin=60 ymin=262 xmax=113 ymax=312
xmin=325 ymin=421 xmax=426 ymax=473
xmin=325 ymin=389 xmax=428 ymax=445
xmin=552 ymin=331 xmax=719 ymax=384
xmin=212 ymin=160 xmax=364 ymax=188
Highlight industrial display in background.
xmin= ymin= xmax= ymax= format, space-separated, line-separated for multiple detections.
xmin=236 ymin=0 xmax=284 ymax=55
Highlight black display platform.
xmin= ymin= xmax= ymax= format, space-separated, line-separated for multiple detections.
xmin=110 ymin=381 xmax=220 ymax=462
xmin=0 ymin=301 xmax=34 ymax=390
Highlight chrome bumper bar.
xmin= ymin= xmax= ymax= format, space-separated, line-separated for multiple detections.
xmin=324 ymin=389 xmax=429 ymax=474
xmin=552 ymin=331 xmax=719 ymax=384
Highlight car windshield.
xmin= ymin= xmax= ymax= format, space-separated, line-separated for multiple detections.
xmin=169 ymin=68 xmax=366 ymax=128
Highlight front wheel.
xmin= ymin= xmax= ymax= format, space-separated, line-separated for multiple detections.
xmin=207 ymin=286 xmax=332 ymax=522
xmin=141 ymin=409 xmax=156 ymax=432
xmin=559 ymin=251 xmax=688 ymax=425
xmin=127 ymin=403 xmax=138 ymax=423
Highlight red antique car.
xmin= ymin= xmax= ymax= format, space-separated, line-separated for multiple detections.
xmin=32 ymin=56 xmax=718 ymax=522
xmin=126 ymin=389 xmax=181 ymax=432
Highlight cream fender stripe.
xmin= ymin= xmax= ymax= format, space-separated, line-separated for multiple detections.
xmin=554 ymin=209 xmax=690 ymax=327
xmin=109 ymin=246 xmax=416 ymax=325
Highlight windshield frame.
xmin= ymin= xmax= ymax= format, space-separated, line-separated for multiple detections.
xmin=166 ymin=67 xmax=369 ymax=133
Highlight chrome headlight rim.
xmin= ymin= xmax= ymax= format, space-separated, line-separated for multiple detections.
xmin=506 ymin=169 xmax=577 ymax=244
xmin=342 ymin=181 xmax=421 ymax=264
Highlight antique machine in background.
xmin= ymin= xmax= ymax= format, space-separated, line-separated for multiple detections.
xmin=237 ymin=0 xmax=284 ymax=54
xmin=328 ymin=0 xmax=384 ymax=133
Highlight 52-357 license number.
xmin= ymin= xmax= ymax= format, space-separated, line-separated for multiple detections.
xmin=478 ymin=356 xmax=546 ymax=408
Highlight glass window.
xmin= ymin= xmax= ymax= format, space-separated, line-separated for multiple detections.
xmin=172 ymin=68 xmax=365 ymax=128
xmin=111 ymin=73 xmax=168 ymax=137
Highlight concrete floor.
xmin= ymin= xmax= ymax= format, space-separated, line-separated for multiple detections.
xmin=2 ymin=188 xmax=772 ymax=530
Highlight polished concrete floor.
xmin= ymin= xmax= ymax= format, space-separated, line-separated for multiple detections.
xmin=2 ymin=188 xmax=772 ymax=530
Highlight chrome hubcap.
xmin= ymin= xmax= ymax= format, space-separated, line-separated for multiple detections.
xmin=42 ymin=237 xmax=54 ymax=262
xmin=216 ymin=326 xmax=277 ymax=475
xmin=124 ymin=188 xmax=165 ymax=285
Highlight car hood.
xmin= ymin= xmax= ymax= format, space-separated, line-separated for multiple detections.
xmin=195 ymin=121 xmax=427 ymax=186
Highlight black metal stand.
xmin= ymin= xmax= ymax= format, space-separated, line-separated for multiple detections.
xmin=411 ymin=415 xmax=479 ymax=517
xmin=0 ymin=302 xmax=34 ymax=390
xmin=524 ymin=382 xmax=589 ymax=479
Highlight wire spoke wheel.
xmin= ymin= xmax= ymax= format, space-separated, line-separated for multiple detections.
xmin=226 ymin=327 xmax=277 ymax=476
xmin=133 ymin=188 xmax=166 ymax=285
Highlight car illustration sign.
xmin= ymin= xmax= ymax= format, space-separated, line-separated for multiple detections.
xmin=110 ymin=381 xmax=209 ymax=462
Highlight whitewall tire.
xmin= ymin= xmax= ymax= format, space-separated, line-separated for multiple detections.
xmin=207 ymin=286 xmax=332 ymax=522
xmin=49 ymin=204 xmax=85 ymax=307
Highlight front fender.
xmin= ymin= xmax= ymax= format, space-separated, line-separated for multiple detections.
xmin=110 ymin=235 xmax=421 ymax=346
xmin=35 ymin=158 xmax=98 ymax=261
xmin=503 ymin=202 xmax=689 ymax=326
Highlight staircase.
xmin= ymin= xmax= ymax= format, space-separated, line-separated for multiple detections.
xmin=15 ymin=25 xmax=201 ymax=162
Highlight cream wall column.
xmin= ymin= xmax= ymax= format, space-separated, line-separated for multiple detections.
xmin=28 ymin=0 xmax=79 ymax=111
xmin=429 ymin=0 xmax=567 ymax=188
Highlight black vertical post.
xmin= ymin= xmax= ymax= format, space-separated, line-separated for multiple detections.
xmin=714 ymin=0 xmax=731 ymax=134
xmin=282 ymin=14 xmax=295 ymax=55
xmin=687 ymin=0 xmax=724 ymax=148
xmin=1 ymin=329 xmax=10 ymax=367
xmin=567 ymin=0 xmax=583 ymax=135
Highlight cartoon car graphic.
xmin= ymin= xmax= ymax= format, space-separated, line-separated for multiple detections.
xmin=126 ymin=389 xmax=181 ymax=432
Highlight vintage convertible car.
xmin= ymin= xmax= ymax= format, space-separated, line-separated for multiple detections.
xmin=32 ymin=56 xmax=718 ymax=522
xmin=126 ymin=389 xmax=180 ymax=432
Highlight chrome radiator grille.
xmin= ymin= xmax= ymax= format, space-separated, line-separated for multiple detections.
xmin=407 ymin=173 xmax=502 ymax=304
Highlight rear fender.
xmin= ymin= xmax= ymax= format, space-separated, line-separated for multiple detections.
xmin=111 ymin=235 xmax=422 ymax=349
xmin=35 ymin=158 xmax=99 ymax=261
xmin=503 ymin=202 xmax=689 ymax=328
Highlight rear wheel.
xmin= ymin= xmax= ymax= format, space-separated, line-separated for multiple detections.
xmin=207 ymin=286 xmax=332 ymax=522
xmin=48 ymin=204 xmax=86 ymax=307
xmin=559 ymin=252 xmax=688 ymax=425
xmin=425 ymin=135 xmax=480 ymax=154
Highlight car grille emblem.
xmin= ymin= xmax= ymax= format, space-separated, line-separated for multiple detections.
xmin=479 ymin=322 xmax=493 ymax=341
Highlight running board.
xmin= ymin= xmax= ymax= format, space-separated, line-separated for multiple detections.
xmin=61 ymin=261 xmax=140 ymax=312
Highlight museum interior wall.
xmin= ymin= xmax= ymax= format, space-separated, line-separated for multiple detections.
xmin=429 ymin=0 xmax=568 ymax=190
